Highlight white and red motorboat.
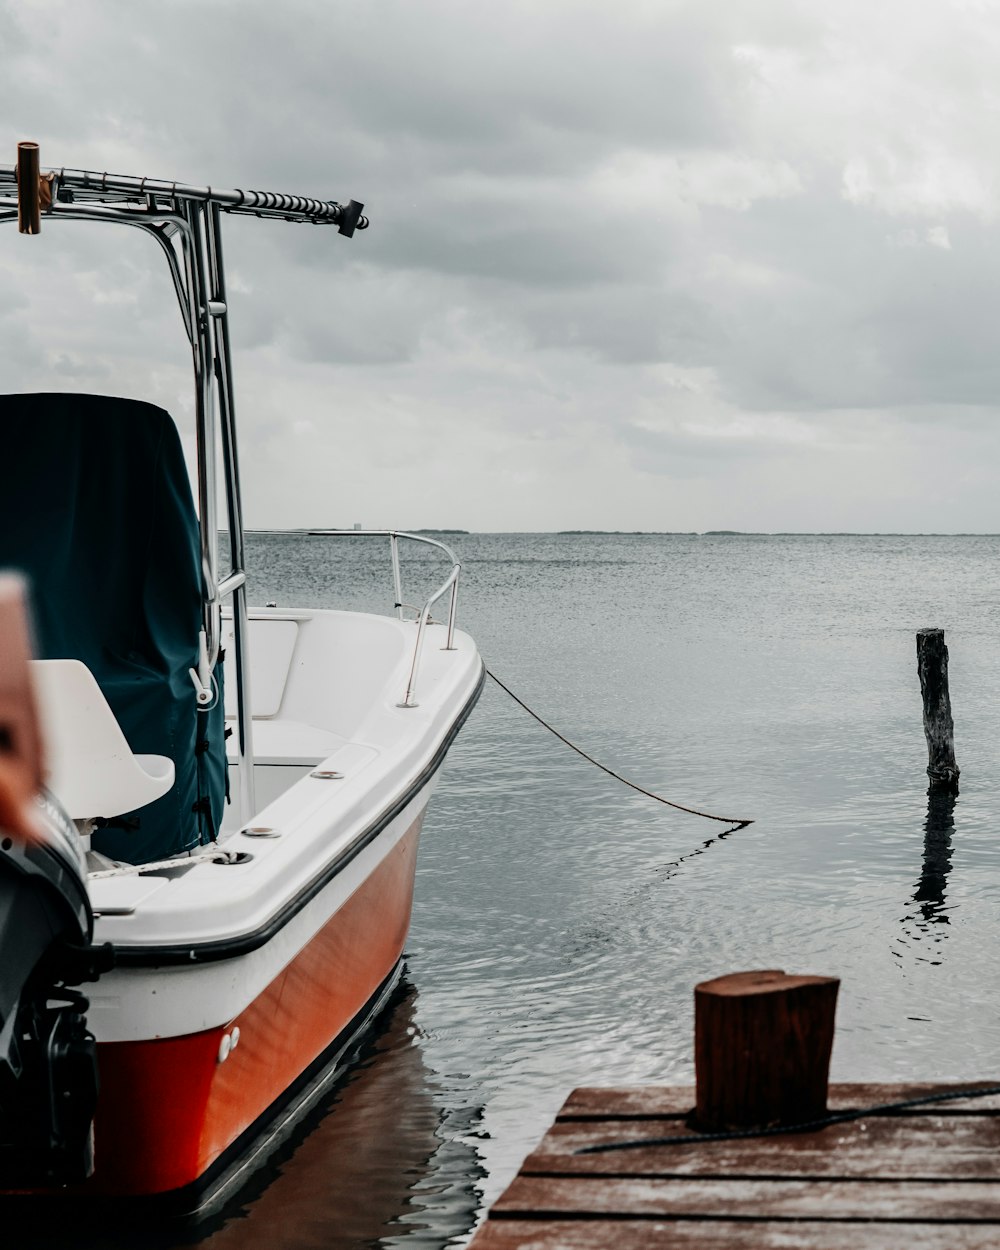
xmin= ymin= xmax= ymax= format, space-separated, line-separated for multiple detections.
xmin=0 ymin=145 xmax=483 ymax=1211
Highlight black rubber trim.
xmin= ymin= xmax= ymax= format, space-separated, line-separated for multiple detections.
xmin=112 ymin=662 xmax=485 ymax=967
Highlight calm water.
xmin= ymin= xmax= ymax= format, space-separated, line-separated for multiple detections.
xmin=19 ymin=533 xmax=1000 ymax=1248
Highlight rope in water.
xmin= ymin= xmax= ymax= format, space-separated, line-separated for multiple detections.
xmin=575 ymin=1083 xmax=1000 ymax=1154
xmin=486 ymin=669 xmax=753 ymax=831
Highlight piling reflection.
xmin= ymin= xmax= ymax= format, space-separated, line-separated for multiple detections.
xmin=913 ymin=790 xmax=957 ymax=925
xmin=896 ymin=790 xmax=958 ymax=964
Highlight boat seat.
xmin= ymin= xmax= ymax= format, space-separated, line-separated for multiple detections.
xmin=31 ymin=659 xmax=175 ymax=822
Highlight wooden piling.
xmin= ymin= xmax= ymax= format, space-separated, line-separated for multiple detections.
xmin=916 ymin=628 xmax=960 ymax=793
xmin=693 ymin=969 xmax=839 ymax=1131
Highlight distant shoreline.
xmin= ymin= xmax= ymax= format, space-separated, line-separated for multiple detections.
xmin=233 ymin=529 xmax=1000 ymax=538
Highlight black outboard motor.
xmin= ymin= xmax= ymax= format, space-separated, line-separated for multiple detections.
xmin=0 ymin=791 xmax=111 ymax=1185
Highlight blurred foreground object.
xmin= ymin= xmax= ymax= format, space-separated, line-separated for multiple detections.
xmin=0 ymin=573 xmax=45 ymax=842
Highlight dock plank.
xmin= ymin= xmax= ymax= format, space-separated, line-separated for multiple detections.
xmin=560 ymin=1081 xmax=1000 ymax=1119
xmin=524 ymin=1114 xmax=1000 ymax=1179
xmin=471 ymin=1219 xmax=1000 ymax=1249
xmin=470 ymin=1082 xmax=1000 ymax=1248
xmin=493 ymin=1174 xmax=1000 ymax=1221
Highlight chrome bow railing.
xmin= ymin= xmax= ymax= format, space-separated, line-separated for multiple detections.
xmin=309 ymin=530 xmax=461 ymax=708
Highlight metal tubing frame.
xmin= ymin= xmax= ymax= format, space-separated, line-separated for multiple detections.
xmin=0 ymin=193 xmax=257 ymax=821
xmin=169 ymin=198 xmax=256 ymax=817
xmin=206 ymin=202 xmax=255 ymax=824
xmin=389 ymin=534 xmax=404 ymax=621
xmin=1 ymin=153 xmax=370 ymax=820
xmin=0 ymin=163 xmax=369 ymax=230
xmin=0 ymin=158 xmax=364 ymax=824
xmin=400 ymin=577 xmax=459 ymax=708
xmin=310 ymin=530 xmax=461 ymax=707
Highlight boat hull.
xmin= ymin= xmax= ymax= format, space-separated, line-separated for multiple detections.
xmin=34 ymin=805 xmax=424 ymax=1205
xmin=1 ymin=618 xmax=484 ymax=1210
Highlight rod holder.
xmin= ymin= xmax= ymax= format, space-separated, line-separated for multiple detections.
xmin=16 ymin=141 xmax=49 ymax=235
xmin=337 ymin=199 xmax=365 ymax=238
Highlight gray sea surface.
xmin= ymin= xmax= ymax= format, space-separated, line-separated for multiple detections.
xmin=20 ymin=532 xmax=1000 ymax=1248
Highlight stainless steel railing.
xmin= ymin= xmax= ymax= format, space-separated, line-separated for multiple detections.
xmin=310 ymin=530 xmax=461 ymax=708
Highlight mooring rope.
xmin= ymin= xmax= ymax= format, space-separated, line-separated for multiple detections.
xmin=486 ymin=669 xmax=753 ymax=831
xmin=575 ymin=1083 xmax=1000 ymax=1154
xmin=87 ymin=848 xmax=241 ymax=879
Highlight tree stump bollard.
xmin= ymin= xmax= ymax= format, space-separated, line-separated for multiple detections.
xmin=693 ymin=969 xmax=840 ymax=1132
xmin=916 ymin=628 xmax=960 ymax=793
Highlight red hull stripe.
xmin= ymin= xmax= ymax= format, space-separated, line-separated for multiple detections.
xmin=83 ymin=813 xmax=422 ymax=1196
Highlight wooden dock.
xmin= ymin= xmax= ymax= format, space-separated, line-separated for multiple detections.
xmin=470 ymin=1080 xmax=1000 ymax=1248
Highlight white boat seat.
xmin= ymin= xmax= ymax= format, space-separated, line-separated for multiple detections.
xmin=30 ymin=659 xmax=175 ymax=821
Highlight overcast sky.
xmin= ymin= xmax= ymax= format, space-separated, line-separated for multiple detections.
xmin=3 ymin=0 xmax=1000 ymax=531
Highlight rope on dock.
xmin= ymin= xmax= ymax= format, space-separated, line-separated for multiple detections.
xmin=486 ymin=669 xmax=753 ymax=832
xmin=576 ymin=1083 xmax=1000 ymax=1153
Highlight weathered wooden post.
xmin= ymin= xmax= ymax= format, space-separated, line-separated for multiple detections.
xmin=693 ymin=969 xmax=839 ymax=1131
xmin=916 ymin=628 xmax=960 ymax=792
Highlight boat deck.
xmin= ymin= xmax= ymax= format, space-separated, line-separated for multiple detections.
xmin=469 ymin=1081 xmax=1000 ymax=1248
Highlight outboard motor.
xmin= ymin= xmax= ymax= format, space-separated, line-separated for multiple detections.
xmin=0 ymin=791 xmax=111 ymax=1185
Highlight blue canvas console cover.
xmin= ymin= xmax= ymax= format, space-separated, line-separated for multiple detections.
xmin=0 ymin=393 xmax=226 ymax=863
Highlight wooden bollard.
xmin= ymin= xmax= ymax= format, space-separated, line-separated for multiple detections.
xmin=916 ymin=628 xmax=960 ymax=792
xmin=694 ymin=969 xmax=839 ymax=1131
xmin=16 ymin=141 xmax=41 ymax=235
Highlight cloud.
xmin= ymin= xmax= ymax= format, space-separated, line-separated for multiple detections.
xmin=2 ymin=0 xmax=999 ymax=530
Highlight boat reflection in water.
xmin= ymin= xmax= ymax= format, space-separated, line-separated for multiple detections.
xmin=201 ymin=976 xmax=486 ymax=1249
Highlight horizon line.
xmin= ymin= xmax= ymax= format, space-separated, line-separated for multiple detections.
xmin=227 ymin=528 xmax=1000 ymax=538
